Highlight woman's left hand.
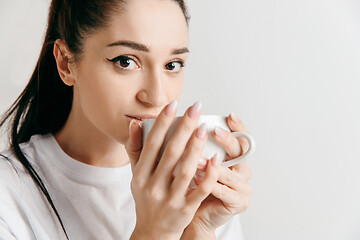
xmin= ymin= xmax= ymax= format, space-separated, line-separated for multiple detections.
xmin=181 ymin=113 xmax=253 ymax=238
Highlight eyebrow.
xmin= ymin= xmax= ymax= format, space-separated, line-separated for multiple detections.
xmin=107 ymin=40 xmax=189 ymax=55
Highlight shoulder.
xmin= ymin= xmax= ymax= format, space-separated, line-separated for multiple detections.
xmin=0 ymin=145 xmax=35 ymax=205
xmin=0 ymin=134 xmax=49 ymax=205
xmin=0 ymin=139 xmax=36 ymax=187
xmin=0 ymin=138 xmax=63 ymax=239
xmin=0 ymin=148 xmax=25 ymax=189
xmin=0 ymin=148 xmax=35 ymax=238
xmin=0 ymin=134 xmax=51 ymax=181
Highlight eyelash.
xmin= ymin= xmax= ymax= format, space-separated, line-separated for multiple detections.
xmin=166 ymin=60 xmax=185 ymax=72
xmin=106 ymin=55 xmax=185 ymax=73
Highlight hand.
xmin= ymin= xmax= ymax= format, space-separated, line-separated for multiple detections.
xmin=125 ymin=101 xmax=219 ymax=240
xmin=182 ymin=113 xmax=252 ymax=237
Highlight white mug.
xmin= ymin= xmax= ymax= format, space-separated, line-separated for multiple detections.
xmin=142 ymin=115 xmax=256 ymax=168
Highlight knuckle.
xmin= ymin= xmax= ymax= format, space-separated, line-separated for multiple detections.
xmin=145 ymin=136 xmax=158 ymax=149
xmin=147 ymin=187 xmax=163 ymax=201
xmin=178 ymin=167 xmax=194 ymax=180
xmin=197 ymin=183 xmax=212 ymax=195
xmin=181 ymin=121 xmax=195 ymax=134
xmin=167 ymin=199 xmax=181 ymax=210
xmin=189 ymin=139 xmax=203 ymax=153
xmin=180 ymin=206 xmax=192 ymax=215
xmin=165 ymin=144 xmax=181 ymax=158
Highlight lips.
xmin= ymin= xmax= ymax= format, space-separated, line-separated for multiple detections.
xmin=128 ymin=116 xmax=142 ymax=121
xmin=125 ymin=115 xmax=158 ymax=122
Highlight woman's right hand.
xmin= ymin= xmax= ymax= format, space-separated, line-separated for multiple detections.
xmin=125 ymin=101 xmax=219 ymax=240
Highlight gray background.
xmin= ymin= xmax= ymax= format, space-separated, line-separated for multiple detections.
xmin=1 ymin=0 xmax=359 ymax=239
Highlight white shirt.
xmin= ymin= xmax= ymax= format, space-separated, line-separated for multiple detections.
xmin=0 ymin=134 xmax=244 ymax=240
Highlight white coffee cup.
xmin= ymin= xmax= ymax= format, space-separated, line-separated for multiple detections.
xmin=142 ymin=115 xmax=255 ymax=168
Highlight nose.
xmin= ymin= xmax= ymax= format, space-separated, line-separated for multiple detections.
xmin=136 ymin=69 xmax=168 ymax=108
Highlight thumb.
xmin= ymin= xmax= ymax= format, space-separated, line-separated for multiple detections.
xmin=125 ymin=120 xmax=143 ymax=170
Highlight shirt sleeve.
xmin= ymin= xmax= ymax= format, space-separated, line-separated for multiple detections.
xmin=0 ymin=218 xmax=18 ymax=240
xmin=215 ymin=214 xmax=245 ymax=240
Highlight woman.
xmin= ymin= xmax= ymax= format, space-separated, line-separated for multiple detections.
xmin=0 ymin=0 xmax=252 ymax=239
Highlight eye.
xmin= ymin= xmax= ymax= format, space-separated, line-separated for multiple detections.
xmin=106 ymin=56 xmax=139 ymax=70
xmin=165 ymin=60 xmax=184 ymax=72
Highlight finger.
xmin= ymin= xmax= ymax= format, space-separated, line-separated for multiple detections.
xmin=213 ymin=127 xmax=241 ymax=158
xmin=152 ymin=102 xmax=202 ymax=185
xmin=135 ymin=100 xmax=178 ymax=179
xmin=186 ymin=154 xmax=219 ymax=207
xmin=217 ymin=166 xmax=252 ymax=192
xmin=171 ymin=123 xmax=208 ymax=196
xmin=125 ymin=120 xmax=143 ymax=171
xmin=227 ymin=112 xmax=247 ymax=133
xmin=195 ymin=165 xmax=251 ymax=191
xmin=237 ymin=136 xmax=250 ymax=156
xmin=212 ymin=183 xmax=237 ymax=204
xmin=197 ymin=157 xmax=208 ymax=171
xmin=231 ymin=161 xmax=252 ymax=181
xmin=212 ymin=113 xmax=250 ymax=159
xmin=212 ymin=183 xmax=251 ymax=213
xmin=227 ymin=112 xmax=250 ymax=157
xmin=211 ymin=128 xmax=249 ymax=173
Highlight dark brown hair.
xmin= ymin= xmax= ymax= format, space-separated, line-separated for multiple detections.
xmin=0 ymin=0 xmax=189 ymax=238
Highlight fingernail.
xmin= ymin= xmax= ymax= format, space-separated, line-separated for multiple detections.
xmin=196 ymin=123 xmax=207 ymax=139
xmin=129 ymin=119 xmax=136 ymax=137
xmin=188 ymin=101 xmax=202 ymax=119
xmin=211 ymin=154 xmax=218 ymax=167
xmin=165 ymin=100 xmax=178 ymax=116
xmin=230 ymin=112 xmax=241 ymax=124
xmin=198 ymin=158 xmax=207 ymax=166
xmin=194 ymin=173 xmax=205 ymax=184
xmin=215 ymin=127 xmax=227 ymax=139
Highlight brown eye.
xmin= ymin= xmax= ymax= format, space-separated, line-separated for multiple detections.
xmin=119 ymin=57 xmax=132 ymax=68
xmin=107 ymin=56 xmax=139 ymax=70
xmin=165 ymin=61 xmax=184 ymax=72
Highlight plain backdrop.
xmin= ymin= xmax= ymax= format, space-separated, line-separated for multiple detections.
xmin=1 ymin=0 xmax=359 ymax=239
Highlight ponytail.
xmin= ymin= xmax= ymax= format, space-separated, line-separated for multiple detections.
xmin=0 ymin=0 xmax=190 ymax=239
xmin=0 ymin=1 xmax=72 ymax=238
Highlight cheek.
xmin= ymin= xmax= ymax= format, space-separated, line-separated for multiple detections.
xmin=74 ymin=64 xmax=137 ymax=141
xmin=78 ymin=69 xmax=125 ymax=115
xmin=167 ymin=73 xmax=184 ymax=99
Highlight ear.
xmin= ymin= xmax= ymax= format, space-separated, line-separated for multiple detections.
xmin=53 ymin=39 xmax=76 ymax=86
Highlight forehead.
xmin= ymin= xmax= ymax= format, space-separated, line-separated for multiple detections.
xmin=86 ymin=0 xmax=188 ymax=53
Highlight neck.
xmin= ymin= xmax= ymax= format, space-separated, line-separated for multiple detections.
xmin=54 ymin=103 xmax=130 ymax=168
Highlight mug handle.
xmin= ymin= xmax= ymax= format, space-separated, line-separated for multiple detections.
xmin=220 ymin=132 xmax=256 ymax=168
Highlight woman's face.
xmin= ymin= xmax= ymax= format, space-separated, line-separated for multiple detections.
xmin=70 ymin=0 xmax=188 ymax=144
